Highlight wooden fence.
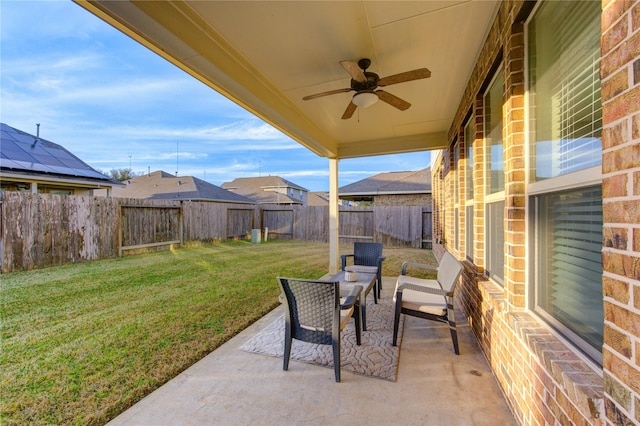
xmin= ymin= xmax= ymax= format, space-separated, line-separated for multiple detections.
xmin=261 ymin=205 xmax=432 ymax=248
xmin=0 ymin=192 xmax=431 ymax=272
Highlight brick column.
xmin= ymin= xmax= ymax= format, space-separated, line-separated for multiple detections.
xmin=601 ymin=0 xmax=640 ymax=423
xmin=503 ymin=22 xmax=526 ymax=309
xmin=444 ymin=148 xmax=455 ymax=247
xmin=473 ymin=95 xmax=486 ymax=272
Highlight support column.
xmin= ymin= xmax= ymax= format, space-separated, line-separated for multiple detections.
xmin=329 ymin=158 xmax=339 ymax=274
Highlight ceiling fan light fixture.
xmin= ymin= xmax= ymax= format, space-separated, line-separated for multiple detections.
xmin=352 ymin=91 xmax=378 ymax=108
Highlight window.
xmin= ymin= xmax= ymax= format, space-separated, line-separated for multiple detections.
xmin=465 ymin=205 xmax=474 ymax=262
xmin=527 ymin=0 xmax=602 ymax=363
xmin=485 ymin=71 xmax=504 ymax=195
xmin=528 ymin=0 xmax=602 ymax=181
xmin=533 ymin=186 xmax=603 ymax=362
xmin=486 ymin=201 xmax=504 ymax=284
xmin=464 ymin=116 xmax=474 ymax=202
xmin=485 ymin=69 xmax=504 ymax=285
xmin=463 ymin=115 xmax=475 ymax=261
xmin=453 ymin=141 xmax=459 ymax=202
xmin=454 ymin=207 xmax=459 ymax=251
xmin=453 ymin=141 xmax=460 ymax=251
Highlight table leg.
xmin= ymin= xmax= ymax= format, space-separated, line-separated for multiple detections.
xmin=361 ymin=293 xmax=367 ymax=331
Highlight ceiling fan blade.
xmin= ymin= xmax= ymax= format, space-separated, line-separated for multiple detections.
xmin=341 ymin=101 xmax=357 ymax=120
xmin=376 ymin=90 xmax=411 ymax=111
xmin=377 ymin=68 xmax=431 ymax=87
xmin=302 ymin=88 xmax=352 ymax=101
xmin=340 ymin=60 xmax=367 ymax=83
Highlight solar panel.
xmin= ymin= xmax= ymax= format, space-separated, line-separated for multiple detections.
xmin=0 ymin=123 xmax=115 ymax=183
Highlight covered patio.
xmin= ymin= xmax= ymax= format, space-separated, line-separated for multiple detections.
xmin=73 ymin=1 xmax=640 ymax=424
xmin=107 ymin=277 xmax=515 ymax=425
xmin=74 ymin=0 xmax=499 ymax=273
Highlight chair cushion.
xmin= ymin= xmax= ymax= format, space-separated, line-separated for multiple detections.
xmin=393 ymin=276 xmax=447 ymax=317
xmin=345 ymin=265 xmax=378 ymax=274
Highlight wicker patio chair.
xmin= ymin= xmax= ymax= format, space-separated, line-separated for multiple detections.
xmin=340 ymin=242 xmax=386 ymax=302
xmin=277 ymin=277 xmax=362 ymax=382
xmin=392 ymin=252 xmax=463 ymax=354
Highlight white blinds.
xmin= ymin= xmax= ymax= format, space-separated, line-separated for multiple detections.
xmin=537 ymin=186 xmax=603 ymax=351
xmin=528 ymin=0 xmax=602 ymax=180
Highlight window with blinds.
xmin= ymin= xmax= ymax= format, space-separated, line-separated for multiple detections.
xmin=465 ymin=205 xmax=474 ymax=262
xmin=454 ymin=142 xmax=459 ymax=202
xmin=454 ymin=207 xmax=459 ymax=251
xmin=485 ymin=71 xmax=504 ymax=194
xmin=528 ymin=0 xmax=602 ymax=181
xmin=486 ymin=200 xmax=504 ymax=285
xmin=535 ymin=186 xmax=603 ymax=361
xmin=527 ymin=0 xmax=603 ymax=365
xmin=464 ymin=115 xmax=474 ymax=201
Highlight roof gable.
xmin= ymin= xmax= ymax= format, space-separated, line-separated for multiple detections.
xmin=222 ymin=175 xmax=308 ymax=192
xmin=114 ymin=170 xmax=254 ymax=203
xmin=0 ymin=123 xmax=115 ymax=183
xmin=339 ymin=167 xmax=431 ymax=195
xmin=221 ymin=175 xmax=307 ymax=204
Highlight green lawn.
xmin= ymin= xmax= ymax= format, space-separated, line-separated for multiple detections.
xmin=1 ymin=240 xmax=434 ymax=425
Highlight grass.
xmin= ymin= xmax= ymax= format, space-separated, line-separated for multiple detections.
xmin=1 ymin=239 xmax=435 ymax=425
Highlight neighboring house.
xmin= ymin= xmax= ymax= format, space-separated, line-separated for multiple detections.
xmin=0 ymin=123 xmax=120 ymax=195
xmin=113 ymin=170 xmax=254 ymax=204
xmin=221 ymin=176 xmax=308 ymax=205
xmin=307 ymin=191 xmax=329 ymax=206
xmin=339 ymin=167 xmax=431 ymax=206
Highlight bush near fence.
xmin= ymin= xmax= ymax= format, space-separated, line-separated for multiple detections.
xmin=0 ymin=192 xmax=431 ymax=272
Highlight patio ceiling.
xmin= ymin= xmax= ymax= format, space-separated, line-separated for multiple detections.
xmin=76 ymin=1 xmax=499 ymax=160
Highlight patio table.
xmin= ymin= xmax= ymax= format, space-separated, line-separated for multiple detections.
xmin=331 ymin=270 xmax=376 ymax=331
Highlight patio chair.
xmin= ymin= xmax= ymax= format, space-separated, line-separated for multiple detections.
xmin=340 ymin=242 xmax=385 ymax=302
xmin=392 ymin=252 xmax=463 ymax=354
xmin=277 ymin=277 xmax=362 ymax=382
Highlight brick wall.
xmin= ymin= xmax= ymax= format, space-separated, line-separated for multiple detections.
xmin=429 ymin=0 xmax=640 ymax=424
xmin=601 ymin=0 xmax=640 ymax=423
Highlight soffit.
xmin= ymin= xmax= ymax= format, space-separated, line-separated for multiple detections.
xmin=76 ymin=0 xmax=498 ymax=159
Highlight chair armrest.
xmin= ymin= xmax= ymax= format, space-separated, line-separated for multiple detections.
xmin=396 ymin=280 xmax=452 ymax=297
xmin=340 ymin=285 xmax=362 ymax=309
xmin=401 ymin=261 xmax=437 ymax=275
xmin=340 ymin=254 xmax=354 ymax=271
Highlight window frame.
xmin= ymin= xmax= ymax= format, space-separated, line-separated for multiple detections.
xmin=463 ymin=114 xmax=475 ymax=262
xmin=529 ymin=180 xmax=603 ymax=364
xmin=524 ymin=0 xmax=603 ymax=365
xmin=483 ymin=67 xmax=505 ymax=285
xmin=453 ymin=140 xmax=460 ymax=251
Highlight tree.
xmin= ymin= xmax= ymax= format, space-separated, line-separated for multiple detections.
xmin=108 ymin=168 xmax=138 ymax=182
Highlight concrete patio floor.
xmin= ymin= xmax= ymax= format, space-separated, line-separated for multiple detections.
xmin=108 ymin=277 xmax=516 ymax=425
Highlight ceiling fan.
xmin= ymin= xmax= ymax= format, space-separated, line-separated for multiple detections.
xmin=302 ymin=58 xmax=431 ymax=119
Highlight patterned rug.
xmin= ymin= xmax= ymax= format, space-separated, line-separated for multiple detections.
xmin=239 ymin=296 xmax=405 ymax=381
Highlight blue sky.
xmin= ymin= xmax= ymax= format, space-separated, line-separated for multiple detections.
xmin=0 ymin=1 xmax=430 ymax=191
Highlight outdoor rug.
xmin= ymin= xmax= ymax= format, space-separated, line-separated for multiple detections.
xmin=239 ymin=296 xmax=405 ymax=381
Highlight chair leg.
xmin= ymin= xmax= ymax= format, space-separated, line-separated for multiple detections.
xmin=333 ymin=337 xmax=341 ymax=382
xmin=449 ymin=320 xmax=460 ymax=355
xmin=353 ymin=308 xmax=362 ymax=346
xmin=446 ymin=299 xmax=459 ymax=355
xmin=283 ymin=326 xmax=292 ymax=371
xmin=372 ymin=281 xmax=378 ymax=304
xmin=392 ymin=293 xmax=402 ymax=346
